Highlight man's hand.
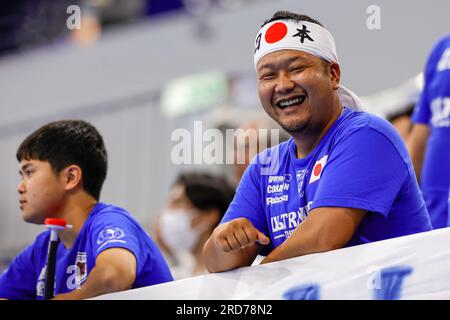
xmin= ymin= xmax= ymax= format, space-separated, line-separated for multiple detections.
xmin=212 ymin=218 xmax=270 ymax=252
xmin=203 ymin=218 xmax=269 ymax=273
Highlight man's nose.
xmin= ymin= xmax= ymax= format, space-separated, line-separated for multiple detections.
xmin=17 ymin=180 xmax=25 ymax=194
xmin=275 ymin=73 xmax=295 ymax=94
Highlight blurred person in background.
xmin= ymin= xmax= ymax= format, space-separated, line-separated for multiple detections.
xmin=386 ymin=103 xmax=415 ymax=142
xmin=408 ymin=34 xmax=450 ymax=229
xmin=232 ymin=119 xmax=289 ymax=188
xmin=155 ymin=172 xmax=234 ymax=279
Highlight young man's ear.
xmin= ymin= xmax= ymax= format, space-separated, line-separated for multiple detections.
xmin=329 ymin=62 xmax=341 ymax=90
xmin=62 ymin=165 xmax=83 ymax=191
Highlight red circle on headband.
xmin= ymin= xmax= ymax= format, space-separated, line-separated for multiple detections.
xmin=45 ymin=218 xmax=66 ymax=227
xmin=265 ymin=22 xmax=288 ymax=44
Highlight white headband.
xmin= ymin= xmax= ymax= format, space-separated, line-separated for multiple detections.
xmin=254 ymin=20 xmax=364 ymax=111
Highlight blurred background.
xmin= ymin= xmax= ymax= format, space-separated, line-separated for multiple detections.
xmin=0 ymin=0 xmax=449 ymax=271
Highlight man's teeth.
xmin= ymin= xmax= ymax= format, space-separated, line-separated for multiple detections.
xmin=278 ymin=96 xmax=304 ymax=108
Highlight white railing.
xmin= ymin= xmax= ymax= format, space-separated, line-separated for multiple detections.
xmin=96 ymin=228 xmax=450 ymax=300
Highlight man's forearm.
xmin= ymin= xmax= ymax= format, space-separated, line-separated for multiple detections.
xmin=407 ymin=124 xmax=430 ymax=182
xmin=260 ymin=230 xmax=327 ymax=264
xmin=261 ymin=208 xmax=365 ymax=265
xmin=53 ymin=264 xmax=134 ymax=300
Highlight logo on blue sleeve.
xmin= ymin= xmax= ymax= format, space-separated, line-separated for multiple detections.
xmin=96 ymin=226 xmax=126 ymax=251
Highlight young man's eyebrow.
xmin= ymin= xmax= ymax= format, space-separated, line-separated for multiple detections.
xmin=257 ymin=56 xmax=305 ymax=72
xmin=19 ymin=163 xmax=32 ymax=174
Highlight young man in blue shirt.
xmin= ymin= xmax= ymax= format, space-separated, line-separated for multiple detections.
xmin=0 ymin=120 xmax=173 ymax=299
xmin=203 ymin=11 xmax=432 ymax=272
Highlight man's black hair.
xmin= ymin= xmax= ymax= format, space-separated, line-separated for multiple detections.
xmin=17 ymin=120 xmax=108 ymax=200
xmin=174 ymin=172 xmax=235 ymax=220
xmin=261 ymin=10 xmax=324 ymax=28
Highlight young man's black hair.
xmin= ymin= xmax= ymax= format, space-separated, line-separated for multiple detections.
xmin=261 ymin=10 xmax=324 ymax=28
xmin=16 ymin=120 xmax=108 ymax=200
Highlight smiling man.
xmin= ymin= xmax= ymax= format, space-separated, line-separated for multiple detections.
xmin=203 ymin=11 xmax=433 ymax=272
xmin=0 ymin=120 xmax=173 ymax=300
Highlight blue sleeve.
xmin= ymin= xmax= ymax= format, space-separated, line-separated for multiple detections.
xmin=412 ymin=83 xmax=431 ymax=124
xmin=0 ymin=243 xmax=37 ymax=300
xmin=221 ymin=158 xmax=270 ymax=237
xmin=412 ymin=38 xmax=445 ymax=124
xmin=90 ymin=212 xmax=146 ymax=275
xmin=311 ymin=126 xmax=408 ymax=217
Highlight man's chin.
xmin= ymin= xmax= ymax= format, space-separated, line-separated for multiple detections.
xmin=22 ymin=212 xmax=44 ymax=225
xmin=278 ymin=119 xmax=308 ymax=133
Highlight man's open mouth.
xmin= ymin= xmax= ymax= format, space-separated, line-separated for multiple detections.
xmin=276 ymin=95 xmax=306 ymax=109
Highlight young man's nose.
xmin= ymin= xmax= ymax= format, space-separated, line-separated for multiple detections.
xmin=275 ymin=73 xmax=295 ymax=94
xmin=17 ymin=180 xmax=26 ymax=194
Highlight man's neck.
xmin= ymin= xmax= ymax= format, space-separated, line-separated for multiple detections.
xmin=57 ymin=193 xmax=98 ymax=249
xmin=293 ymin=104 xmax=343 ymax=159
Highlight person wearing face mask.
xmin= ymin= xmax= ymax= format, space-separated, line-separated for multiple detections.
xmin=155 ymin=172 xmax=234 ymax=279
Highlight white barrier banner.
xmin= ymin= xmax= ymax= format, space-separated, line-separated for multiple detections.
xmin=96 ymin=228 xmax=450 ymax=300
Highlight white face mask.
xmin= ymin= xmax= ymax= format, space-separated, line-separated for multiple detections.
xmin=159 ymin=209 xmax=207 ymax=254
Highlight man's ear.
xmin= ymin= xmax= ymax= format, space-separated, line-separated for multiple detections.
xmin=62 ymin=165 xmax=83 ymax=191
xmin=328 ymin=62 xmax=341 ymax=90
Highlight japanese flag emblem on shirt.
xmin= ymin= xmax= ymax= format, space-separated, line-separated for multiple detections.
xmin=309 ymin=155 xmax=328 ymax=184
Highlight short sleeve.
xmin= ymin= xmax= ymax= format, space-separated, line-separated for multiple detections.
xmin=0 ymin=243 xmax=37 ymax=300
xmin=90 ymin=212 xmax=145 ymax=273
xmin=412 ymin=87 xmax=431 ymax=125
xmin=221 ymin=159 xmax=269 ymax=237
xmin=311 ymin=126 xmax=408 ymax=217
xmin=412 ymin=38 xmax=446 ymax=125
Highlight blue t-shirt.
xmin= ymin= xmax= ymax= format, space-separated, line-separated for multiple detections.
xmin=222 ymin=108 xmax=432 ymax=254
xmin=0 ymin=203 xmax=173 ymax=300
xmin=412 ymin=34 xmax=450 ymax=229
